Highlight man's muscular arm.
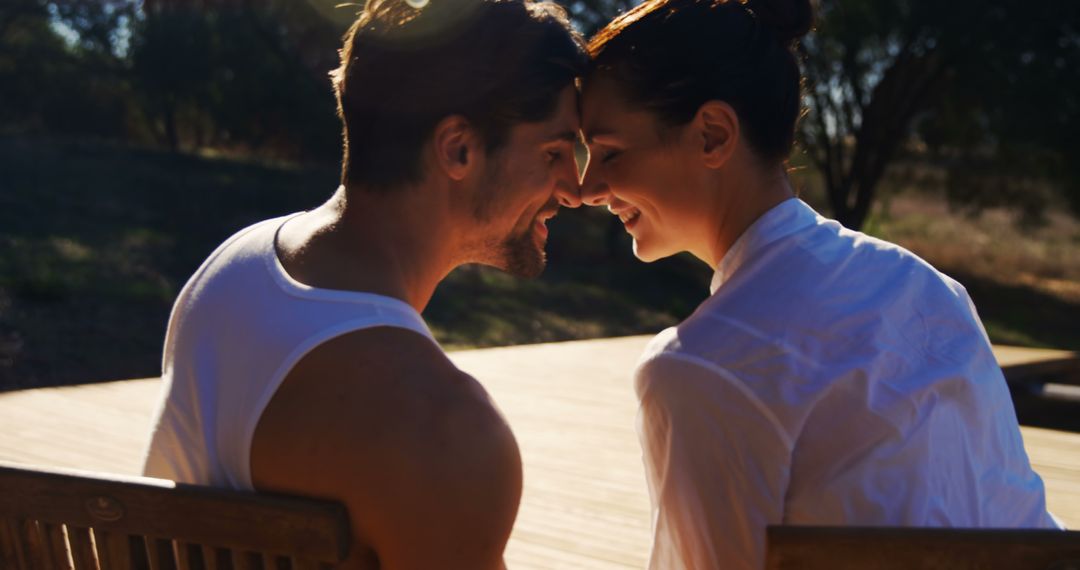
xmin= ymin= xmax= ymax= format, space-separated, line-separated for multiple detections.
xmin=251 ymin=327 xmax=522 ymax=569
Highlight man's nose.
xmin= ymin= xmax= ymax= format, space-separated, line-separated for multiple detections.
xmin=554 ymin=158 xmax=582 ymax=208
xmin=579 ymin=160 xmax=611 ymax=207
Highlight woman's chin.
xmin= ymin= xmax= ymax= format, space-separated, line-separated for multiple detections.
xmin=631 ymin=239 xmax=670 ymax=263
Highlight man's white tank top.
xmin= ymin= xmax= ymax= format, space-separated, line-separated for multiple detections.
xmin=142 ymin=214 xmax=436 ymax=489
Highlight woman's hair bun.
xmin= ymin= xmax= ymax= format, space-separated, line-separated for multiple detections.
xmin=747 ymin=0 xmax=814 ymax=43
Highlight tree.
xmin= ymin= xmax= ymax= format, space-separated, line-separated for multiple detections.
xmin=130 ymin=8 xmax=215 ymax=150
xmin=801 ymin=0 xmax=1080 ymax=229
xmin=0 ymin=1 xmax=68 ymax=132
xmin=919 ymin=1 xmax=1080 ymax=224
xmin=47 ymin=0 xmax=136 ymax=65
xmin=131 ymin=0 xmax=342 ymax=156
xmin=798 ymin=0 xmax=958 ymax=229
xmin=0 ymin=0 xmax=137 ymax=138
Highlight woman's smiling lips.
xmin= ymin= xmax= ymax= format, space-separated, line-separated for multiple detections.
xmin=611 ymin=206 xmax=641 ymax=231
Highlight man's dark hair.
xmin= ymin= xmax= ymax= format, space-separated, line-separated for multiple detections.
xmin=331 ymin=0 xmax=588 ymax=192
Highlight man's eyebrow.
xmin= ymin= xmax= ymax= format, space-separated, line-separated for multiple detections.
xmin=543 ymin=130 xmax=579 ymax=143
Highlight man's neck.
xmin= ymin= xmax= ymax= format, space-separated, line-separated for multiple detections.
xmin=275 ymin=185 xmax=461 ymax=313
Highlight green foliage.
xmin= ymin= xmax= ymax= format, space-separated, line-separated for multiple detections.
xmin=0 ymin=1 xmax=137 ymax=137
xmin=1 ymin=1 xmax=343 ymax=158
xmin=130 ymin=4 xmax=342 ymax=157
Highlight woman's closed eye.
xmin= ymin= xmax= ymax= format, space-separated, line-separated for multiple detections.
xmin=599 ymin=149 xmax=621 ymax=164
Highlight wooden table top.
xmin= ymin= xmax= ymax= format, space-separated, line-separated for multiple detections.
xmin=1 ymin=336 xmax=1077 ymax=569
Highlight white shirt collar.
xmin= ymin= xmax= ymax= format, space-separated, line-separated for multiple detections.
xmin=710 ymin=198 xmax=820 ymax=294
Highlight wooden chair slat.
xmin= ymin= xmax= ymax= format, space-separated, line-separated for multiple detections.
xmin=0 ymin=463 xmax=348 ymax=562
xmin=200 ymin=544 xmax=218 ymax=570
xmin=170 ymin=540 xmax=186 ymax=570
xmin=172 ymin=540 xmax=203 ymax=570
xmin=29 ymin=528 xmax=56 ymax=570
xmin=766 ymin=525 xmax=1080 ymax=570
xmin=92 ymin=528 xmax=112 ymax=569
xmin=289 ymin=558 xmax=320 ymax=570
xmin=155 ymin=539 xmax=180 ymax=570
xmin=67 ymin=526 xmax=99 ymax=570
xmin=144 ymin=537 xmax=174 ymax=570
xmin=143 ymin=537 xmax=159 ymax=570
xmin=123 ymin=535 xmax=150 ymax=570
xmin=275 ymin=552 xmax=294 ymax=570
xmin=231 ymin=549 xmax=256 ymax=570
xmin=44 ymin=522 xmax=74 ymax=570
xmin=0 ymin=518 xmax=15 ymax=569
xmin=2 ymin=517 xmax=31 ymax=570
xmin=190 ymin=542 xmax=209 ymax=570
xmin=2 ymin=463 xmax=349 ymax=567
xmin=23 ymin=518 xmax=54 ymax=569
xmin=92 ymin=528 xmax=134 ymax=570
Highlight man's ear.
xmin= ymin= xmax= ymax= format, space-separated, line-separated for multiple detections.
xmin=432 ymin=115 xmax=479 ymax=181
xmin=693 ymin=100 xmax=739 ymax=169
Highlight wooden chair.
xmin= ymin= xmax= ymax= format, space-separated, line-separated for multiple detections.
xmin=766 ymin=525 xmax=1080 ymax=570
xmin=0 ymin=462 xmax=349 ymax=570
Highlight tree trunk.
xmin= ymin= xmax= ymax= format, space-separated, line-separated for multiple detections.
xmin=823 ymin=50 xmax=950 ymax=231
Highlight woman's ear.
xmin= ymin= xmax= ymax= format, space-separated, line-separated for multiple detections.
xmin=693 ymin=100 xmax=739 ymax=169
xmin=432 ymin=115 xmax=478 ymax=181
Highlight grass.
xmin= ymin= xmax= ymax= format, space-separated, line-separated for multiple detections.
xmin=0 ymin=136 xmax=333 ymax=389
xmin=1 ymin=136 xmax=1077 ymax=391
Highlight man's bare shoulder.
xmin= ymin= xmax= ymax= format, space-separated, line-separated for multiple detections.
xmin=252 ymin=325 xmax=515 ymax=481
xmin=251 ymin=325 xmax=521 ymax=568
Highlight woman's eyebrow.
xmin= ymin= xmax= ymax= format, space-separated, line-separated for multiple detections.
xmin=583 ymin=127 xmax=618 ymax=144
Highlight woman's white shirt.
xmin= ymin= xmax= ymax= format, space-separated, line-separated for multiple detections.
xmin=636 ymin=198 xmax=1060 ymax=570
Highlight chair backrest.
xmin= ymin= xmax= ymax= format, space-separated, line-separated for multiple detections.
xmin=0 ymin=462 xmax=349 ymax=570
xmin=766 ymin=525 xmax=1080 ymax=570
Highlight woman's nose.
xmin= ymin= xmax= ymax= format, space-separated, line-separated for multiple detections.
xmin=579 ymin=159 xmax=611 ymax=207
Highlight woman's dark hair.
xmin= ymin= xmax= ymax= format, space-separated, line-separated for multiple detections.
xmin=332 ymin=0 xmax=588 ymax=192
xmin=588 ymin=0 xmax=814 ymax=163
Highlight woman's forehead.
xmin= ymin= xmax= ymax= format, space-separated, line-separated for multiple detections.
xmin=581 ymin=77 xmax=627 ymax=136
xmin=581 ymin=78 xmax=661 ymax=143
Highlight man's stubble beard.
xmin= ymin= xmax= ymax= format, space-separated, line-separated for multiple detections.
xmin=482 ymin=230 xmax=546 ymax=279
xmin=470 ymin=163 xmax=547 ymax=280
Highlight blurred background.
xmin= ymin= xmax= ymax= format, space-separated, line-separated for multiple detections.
xmin=1 ymin=0 xmax=1078 ymax=391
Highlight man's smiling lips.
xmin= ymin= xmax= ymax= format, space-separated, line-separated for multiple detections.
xmin=533 ymin=209 xmax=558 ymax=240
